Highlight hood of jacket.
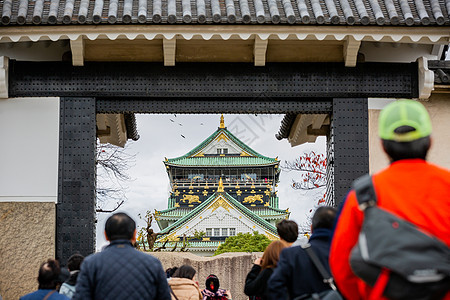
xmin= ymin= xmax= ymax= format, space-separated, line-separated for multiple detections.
xmin=169 ymin=277 xmax=202 ymax=299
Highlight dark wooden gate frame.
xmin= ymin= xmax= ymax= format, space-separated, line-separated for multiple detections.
xmin=8 ymin=60 xmax=418 ymax=264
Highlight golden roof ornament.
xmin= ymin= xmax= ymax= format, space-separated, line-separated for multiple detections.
xmin=219 ymin=114 xmax=225 ymax=128
xmin=217 ymin=177 xmax=224 ymax=192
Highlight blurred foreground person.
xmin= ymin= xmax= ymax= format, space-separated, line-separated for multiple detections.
xmin=168 ymin=265 xmax=202 ymax=300
xmin=268 ymin=207 xmax=337 ymax=299
xmin=245 ymin=240 xmax=288 ymax=300
xmin=20 ymin=259 xmax=69 ymax=300
xmin=73 ymin=212 xmax=170 ymax=300
xmin=330 ymin=100 xmax=450 ymax=300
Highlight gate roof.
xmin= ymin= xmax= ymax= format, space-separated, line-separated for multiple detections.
xmin=1 ymin=0 xmax=449 ymax=26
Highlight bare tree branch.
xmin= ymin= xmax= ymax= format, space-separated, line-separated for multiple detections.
xmin=96 ymin=200 xmax=125 ymax=213
xmin=96 ymin=140 xmax=136 ymax=213
xmin=154 ymin=239 xmax=169 ymax=252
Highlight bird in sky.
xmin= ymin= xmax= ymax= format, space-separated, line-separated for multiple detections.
xmin=181 ymin=135 xmax=186 ymax=138
xmin=170 ymin=119 xmax=174 ymax=122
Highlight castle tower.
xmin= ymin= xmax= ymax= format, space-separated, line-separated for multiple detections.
xmin=154 ymin=115 xmax=290 ymax=256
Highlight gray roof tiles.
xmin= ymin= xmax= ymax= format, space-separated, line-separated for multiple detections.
xmin=0 ymin=0 xmax=448 ymax=25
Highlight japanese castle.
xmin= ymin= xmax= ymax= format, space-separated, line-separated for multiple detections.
xmin=154 ymin=115 xmax=289 ymax=256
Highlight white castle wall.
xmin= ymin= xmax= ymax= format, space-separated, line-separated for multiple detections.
xmin=0 ymin=97 xmax=59 ymax=300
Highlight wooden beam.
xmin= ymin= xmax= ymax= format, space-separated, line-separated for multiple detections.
xmin=431 ymin=44 xmax=444 ymax=58
xmin=70 ymin=36 xmax=85 ymax=66
xmin=254 ymin=36 xmax=268 ymax=66
xmin=311 ymin=114 xmax=328 ymax=129
xmin=344 ymin=36 xmax=361 ymax=67
xmin=307 ymin=124 xmax=330 ymax=135
xmin=163 ymin=37 xmax=176 ymax=66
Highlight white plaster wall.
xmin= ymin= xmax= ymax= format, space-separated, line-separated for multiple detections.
xmin=0 ymin=97 xmax=60 ymax=202
xmin=369 ymin=96 xmax=450 ymax=174
xmin=360 ymin=42 xmax=440 ymax=63
xmin=0 ymin=41 xmax=69 ymax=61
xmin=202 ymin=137 xmax=242 ymax=155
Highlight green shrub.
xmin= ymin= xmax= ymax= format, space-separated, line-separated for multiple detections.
xmin=214 ymin=232 xmax=271 ymax=255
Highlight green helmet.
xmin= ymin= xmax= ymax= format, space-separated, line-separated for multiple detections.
xmin=378 ymin=100 xmax=432 ymax=142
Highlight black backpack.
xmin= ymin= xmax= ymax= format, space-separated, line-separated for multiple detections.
xmin=349 ymin=174 xmax=450 ymax=300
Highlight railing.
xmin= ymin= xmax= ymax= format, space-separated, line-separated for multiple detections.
xmin=172 ymin=179 xmax=275 ymax=189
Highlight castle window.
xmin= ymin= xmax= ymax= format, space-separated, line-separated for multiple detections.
xmin=229 ymin=228 xmax=236 ymax=236
xmin=217 ymin=148 xmax=228 ymax=154
xmin=241 ymin=173 xmax=257 ymax=181
xmin=206 ymin=228 xmax=212 ymax=236
xmin=214 ymin=228 xmax=220 ymax=236
xmin=221 ymin=228 xmax=228 ymax=236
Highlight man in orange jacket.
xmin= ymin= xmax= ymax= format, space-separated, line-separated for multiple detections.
xmin=329 ymin=100 xmax=450 ymax=300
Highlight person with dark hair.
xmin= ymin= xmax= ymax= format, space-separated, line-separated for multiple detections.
xmin=276 ymin=219 xmax=298 ymax=245
xmin=244 ymin=240 xmax=288 ymax=300
xmin=20 ymin=259 xmax=69 ymax=300
xmin=268 ymin=206 xmax=337 ymax=299
xmin=166 ymin=267 xmax=179 ymax=279
xmin=168 ymin=265 xmax=202 ymax=300
xmin=201 ymin=275 xmax=232 ymax=300
xmin=59 ymin=254 xmax=84 ymax=299
xmin=73 ymin=212 xmax=170 ymax=300
xmin=330 ymin=99 xmax=450 ymax=300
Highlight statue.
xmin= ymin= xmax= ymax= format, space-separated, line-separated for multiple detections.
xmin=243 ymin=195 xmax=264 ymax=204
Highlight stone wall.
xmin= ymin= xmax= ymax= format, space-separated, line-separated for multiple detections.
xmin=151 ymin=251 xmax=262 ymax=300
xmin=0 ymin=202 xmax=55 ymax=300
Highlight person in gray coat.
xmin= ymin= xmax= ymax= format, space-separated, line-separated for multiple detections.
xmin=73 ymin=212 xmax=171 ymax=300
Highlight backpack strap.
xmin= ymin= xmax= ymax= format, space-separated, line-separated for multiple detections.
xmin=42 ymin=290 xmax=56 ymax=300
xmin=352 ymin=174 xmax=377 ymax=211
xmin=301 ymin=243 xmax=338 ymax=291
xmin=169 ymin=286 xmax=180 ymax=300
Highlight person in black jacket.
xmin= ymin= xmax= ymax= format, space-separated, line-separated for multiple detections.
xmin=267 ymin=207 xmax=337 ymax=300
xmin=244 ymin=240 xmax=289 ymax=300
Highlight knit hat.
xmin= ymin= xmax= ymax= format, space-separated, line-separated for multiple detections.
xmin=378 ymin=100 xmax=432 ymax=142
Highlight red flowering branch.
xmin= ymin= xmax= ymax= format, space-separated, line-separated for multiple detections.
xmin=281 ymin=151 xmax=327 ymax=205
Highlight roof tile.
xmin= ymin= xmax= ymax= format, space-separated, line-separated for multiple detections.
xmin=1 ymin=0 xmax=448 ymax=25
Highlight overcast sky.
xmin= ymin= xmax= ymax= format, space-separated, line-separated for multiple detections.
xmin=96 ymin=114 xmax=326 ymax=250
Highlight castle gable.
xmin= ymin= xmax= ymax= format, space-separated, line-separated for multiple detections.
xmin=157 ymin=193 xmax=279 ymax=243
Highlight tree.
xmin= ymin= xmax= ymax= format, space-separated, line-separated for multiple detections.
xmin=282 ymin=151 xmax=327 ymax=206
xmin=214 ymin=232 xmax=271 ymax=255
xmin=96 ymin=141 xmax=136 ymax=213
xmin=283 ymin=151 xmax=326 ymax=190
xmin=282 ymin=151 xmax=327 ymax=233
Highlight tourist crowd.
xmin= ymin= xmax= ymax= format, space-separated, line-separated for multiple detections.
xmin=20 ymin=100 xmax=449 ymax=300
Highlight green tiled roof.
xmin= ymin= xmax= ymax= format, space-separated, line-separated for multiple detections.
xmin=158 ymin=191 xmax=278 ymax=237
xmin=166 ymin=156 xmax=277 ymax=167
xmin=157 ymin=207 xmax=190 ymax=218
xmin=253 ymin=207 xmax=289 ymax=218
xmin=165 ymin=127 xmax=278 ymax=167
xmin=150 ymin=240 xmax=222 ymax=252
